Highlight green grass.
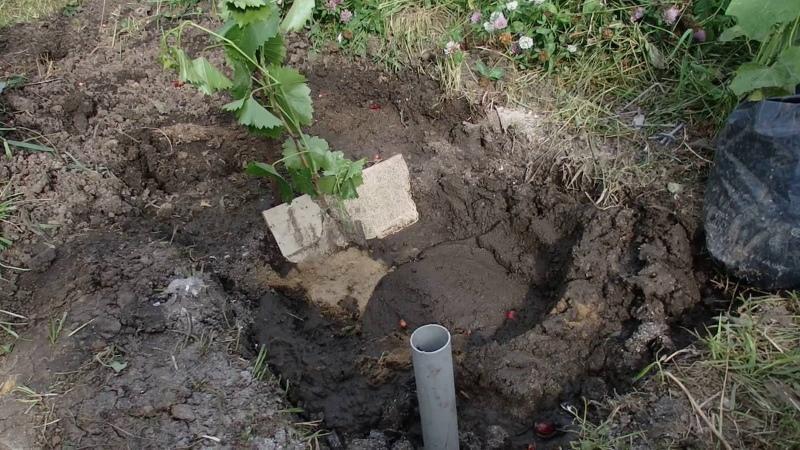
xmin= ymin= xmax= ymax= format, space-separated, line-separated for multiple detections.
xmin=0 ymin=183 xmax=21 ymax=252
xmin=565 ymin=400 xmax=642 ymax=450
xmin=252 ymin=345 xmax=270 ymax=381
xmin=48 ymin=311 xmax=67 ymax=345
xmin=0 ymin=0 xmax=74 ymax=28
xmin=697 ymin=293 xmax=800 ymax=449
xmin=576 ymin=292 xmax=800 ymax=450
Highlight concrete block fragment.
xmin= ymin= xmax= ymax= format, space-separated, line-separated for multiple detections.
xmin=262 ymin=194 xmax=347 ymax=263
xmin=262 ymin=154 xmax=418 ymax=262
xmin=344 ymin=154 xmax=418 ymax=240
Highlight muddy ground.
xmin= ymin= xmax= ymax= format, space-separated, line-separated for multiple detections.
xmin=1 ymin=1 xmax=717 ymax=448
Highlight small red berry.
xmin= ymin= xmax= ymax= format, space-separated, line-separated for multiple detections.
xmin=534 ymin=421 xmax=556 ymax=438
xmin=526 ymin=444 xmax=536 ymax=450
xmin=505 ymin=310 xmax=518 ymax=321
xmin=399 ymin=319 xmax=408 ymax=329
xmin=172 ymin=80 xmax=185 ymax=87
xmin=369 ymin=102 xmax=381 ymax=110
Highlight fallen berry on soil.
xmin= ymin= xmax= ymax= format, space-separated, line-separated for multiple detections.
xmin=534 ymin=420 xmax=556 ymax=438
xmin=505 ymin=310 xmax=518 ymax=320
xmin=399 ymin=319 xmax=407 ymax=329
xmin=526 ymin=444 xmax=536 ymax=450
xmin=369 ymin=103 xmax=381 ymax=110
xmin=172 ymin=80 xmax=184 ymax=87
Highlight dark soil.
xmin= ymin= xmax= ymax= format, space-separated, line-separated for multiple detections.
xmin=1 ymin=1 xmax=715 ymax=449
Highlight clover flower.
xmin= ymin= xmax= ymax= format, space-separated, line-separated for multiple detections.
xmin=340 ymin=9 xmax=353 ymax=23
xmin=444 ymin=40 xmax=461 ymax=55
xmin=470 ymin=11 xmax=482 ymax=24
xmin=630 ymin=6 xmax=645 ymax=22
xmin=662 ymin=5 xmax=680 ymax=25
xmin=489 ymin=11 xmax=507 ymax=30
xmin=518 ymin=36 xmax=533 ymax=50
xmin=506 ymin=1 xmax=518 ymax=11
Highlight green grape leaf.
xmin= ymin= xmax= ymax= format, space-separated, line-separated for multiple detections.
xmin=224 ymin=9 xmax=281 ymax=58
xmin=216 ymin=19 xmax=237 ymax=37
xmin=228 ymin=6 xmax=276 ymax=28
xmin=317 ymin=175 xmax=338 ymax=195
xmin=175 ymin=52 xmax=233 ymax=95
xmin=247 ymin=162 xmax=294 ymax=202
xmin=247 ymin=125 xmax=285 ymax=138
xmin=338 ymin=177 xmax=362 ymax=199
xmin=174 ymin=49 xmax=197 ymax=82
xmin=730 ymin=46 xmax=800 ymax=96
xmin=270 ymin=65 xmax=313 ymax=127
xmin=289 ymin=167 xmax=316 ymax=196
xmin=281 ymin=137 xmax=306 ymax=170
xmin=725 ymin=0 xmax=800 ymax=42
xmin=227 ymin=96 xmax=283 ymax=130
xmin=304 ymin=135 xmax=332 ymax=170
xmin=776 ymin=46 xmax=800 ymax=82
xmin=280 ymin=0 xmax=315 ymax=33
xmin=730 ymin=63 xmax=788 ymax=96
xmin=228 ymin=56 xmax=253 ymax=99
xmin=346 ymin=158 xmax=365 ymax=179
xmin=190 ymin=57 xmax=233 ymax=94
xmin=261 ymin=35 xmax=286 ymax=65
xmin=222 ymin=97 xmax=246 ymax=111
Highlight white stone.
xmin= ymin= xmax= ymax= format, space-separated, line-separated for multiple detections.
xmin=262 ymin=154 xmax=418 ymax=263
xmin=344 ymin=154 xmax=418 ymax=240
xmin=262 ymin=194 xmax=347 ymax=263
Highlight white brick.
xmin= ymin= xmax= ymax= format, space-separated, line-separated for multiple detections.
xmin=262 ymin=154 xmax=418 ymax=262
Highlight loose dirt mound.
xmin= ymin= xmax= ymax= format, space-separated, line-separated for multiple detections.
xmin=1 ymin=1 xmax=711 ymax=449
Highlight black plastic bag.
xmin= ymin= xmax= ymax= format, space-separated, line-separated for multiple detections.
xmin=704 ymin=96 xmax=800 ymax=289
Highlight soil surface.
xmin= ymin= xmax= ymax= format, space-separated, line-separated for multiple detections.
xmin=1 ymin=1 xmax=715 ymax=449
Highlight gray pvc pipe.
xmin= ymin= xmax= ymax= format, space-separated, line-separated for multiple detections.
xmin=410 ymin=324 xmax=459 ymax=450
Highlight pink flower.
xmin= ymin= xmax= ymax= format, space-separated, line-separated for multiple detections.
xmin=340 ymin=9 xmax=353 ymax=23
xmin=444 ymin=40 xmax=461 ymax=55
xmin=693 ymin=28 xmax=706 ymax=42
xmin=490 ymin=11 xmax=507 ymax=30
xmin=325 ymin=0 xmax=342 ymax=10
xmin=470 ymin=11 xmax=482 ymax=24
xmin=662 ymin=5 xmax=680 ymax=25
xmin=630 ymin=6 xmax=645 ymax=22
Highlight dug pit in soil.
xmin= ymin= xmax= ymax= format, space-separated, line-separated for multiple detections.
xmin=254 ymin=129 xmax=704 ymax=448
xmin=0 ymin=1 xmax=709 ymax=448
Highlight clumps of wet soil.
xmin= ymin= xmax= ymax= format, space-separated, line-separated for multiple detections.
xmin=1 ymin=0 xmax=711 ymax=448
